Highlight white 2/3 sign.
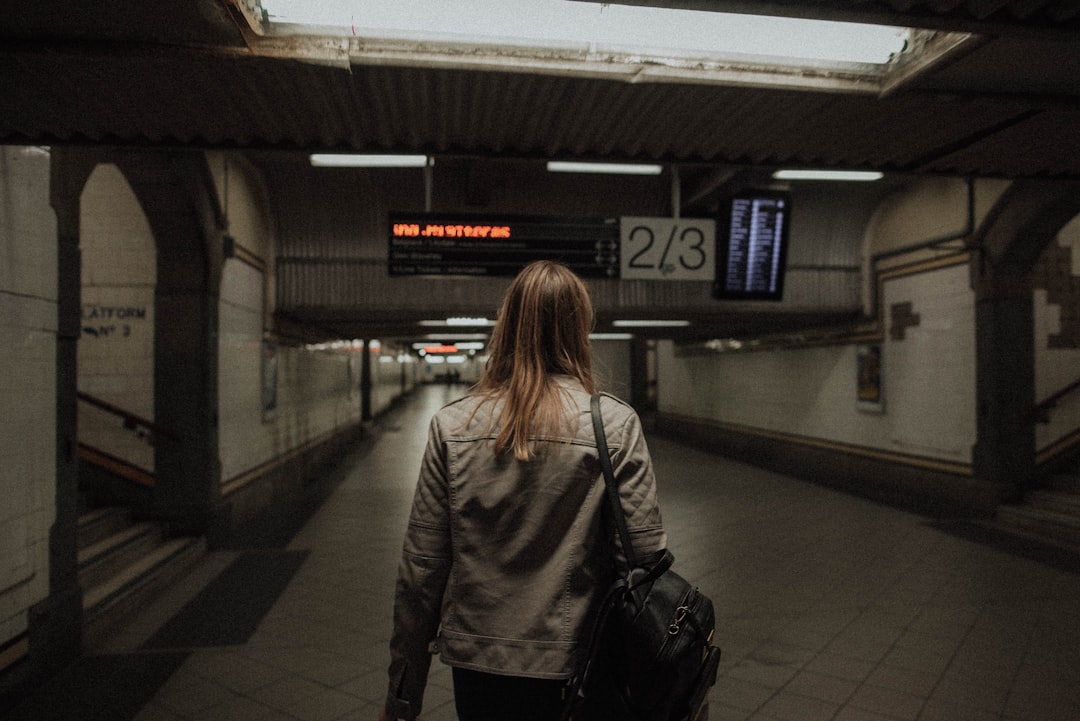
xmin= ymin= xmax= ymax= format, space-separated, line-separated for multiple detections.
xmin=620 ymin=217 xmax=716 ymax=281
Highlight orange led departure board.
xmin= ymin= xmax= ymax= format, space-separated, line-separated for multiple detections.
xmin=388 ymin=213 xmax=619 ymax=277
xmin=392 ymin=223 xmax=511 ymax=239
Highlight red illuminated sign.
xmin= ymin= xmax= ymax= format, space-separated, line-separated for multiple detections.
xmin=423 ymin=345 xmax=459 ymax=354
xmin=392 ymin=223 xmax=511 ymax=239
xmin=388 ymin=212 xmax=619 ymax=277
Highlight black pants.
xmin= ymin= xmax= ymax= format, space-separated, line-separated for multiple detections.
xmin=452 ymin=667 xmax=567 ymax=721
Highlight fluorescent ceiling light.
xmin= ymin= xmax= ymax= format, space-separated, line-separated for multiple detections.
xmin=590 ymin=333 xmax=635 ymax=340
xmin=304 ymin=339 xmax=366 ymax=351
xmin=413 ymin=341 xmax=484 ymax=351
xmin=422 ymin=333 xmax=489 ymax=341
xmin=773 ymin=169 xmax=883 ymax=181
xmin=447 ymin=316 xmax=493 ymax=326
xmin=310 ymin=153 xmax=429 ymax=168
xmin=612 ymin=320 xmax=691 ymax=328
xmin=418 ymin=317 xmax=495 ymax=327
xmin=548 ymin=161 xmax=663 ymax=175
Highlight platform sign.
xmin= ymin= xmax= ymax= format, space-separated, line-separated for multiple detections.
xmin=388 ymin=213 xmax=619 ymax=278
xmin=620 ymin=217 xmax=715 ymax=281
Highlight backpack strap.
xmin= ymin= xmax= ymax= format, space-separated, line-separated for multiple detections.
xmin=591 ymin=394 xmax=638 ymax=573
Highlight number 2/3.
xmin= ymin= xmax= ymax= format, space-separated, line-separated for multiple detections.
xmin=627 ymin=225 xmax=708 ymax=272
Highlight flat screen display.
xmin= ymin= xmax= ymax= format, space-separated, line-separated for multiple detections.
xmin=714 ymin=191 xmax=791 ymax=300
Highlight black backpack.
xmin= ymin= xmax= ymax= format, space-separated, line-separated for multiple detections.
xmin=562 ymin=396 xmax=721 ymax=721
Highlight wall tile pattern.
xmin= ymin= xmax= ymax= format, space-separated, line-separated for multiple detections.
xmin=0 ymin=147 xmax=56 ymax=646
xmin=657 ymin=263 xmax=976 ymax=465
xmin=77 ymin=163 xmax=156 ymax=471
xmin=1033 ymin=217 xmax=1080 ymax=451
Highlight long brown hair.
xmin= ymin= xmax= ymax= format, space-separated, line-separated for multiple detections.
xmin=473 ymin=260 xmax=596 ymax=460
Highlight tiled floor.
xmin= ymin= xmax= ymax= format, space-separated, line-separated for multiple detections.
xmin=29 ymin=385 xmax=1080 ymax=720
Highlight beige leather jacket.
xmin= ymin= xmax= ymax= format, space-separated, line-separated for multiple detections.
xmin=386 ymin=377 xmax=666 ymax=719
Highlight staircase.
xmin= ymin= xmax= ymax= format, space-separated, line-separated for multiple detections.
xmin=991 ymin=473 xmax=1080 ymax=553
xmin=77 ymin=507 xmax=206 ymax=649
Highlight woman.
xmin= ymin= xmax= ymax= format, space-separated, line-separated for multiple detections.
xmin=380 ymin=260 xmax=667 ymax=721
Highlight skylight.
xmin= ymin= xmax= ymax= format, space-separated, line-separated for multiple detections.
xmin=256 ymin=0 xmax=910 ymax=67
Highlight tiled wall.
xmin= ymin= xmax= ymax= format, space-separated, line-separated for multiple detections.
xmin=77 ymin=164 xmax=156 ymax=471
xmin=371 ymin=344 xmax=418 ymax=416
xmin=656 ymin=176 xmax=982 ymax=467
xmin=206 ymin=152 xmax=273 ymax=263
xmin=877 ymin=263 xmax=976 ymax=462
xmin=217 ymin=227 xmax=370 ymax=483
xmin=1034 ymin=215 xmax=1080 ymax=452
xmin=218 ymin=258 xmax=272 ymax=482
xmin=216 ymin=158 xmax=412 ymax=484
xmin=0 ymin=147 xmax=56 ymax=647
xmin=219 ymin=304 xmax=420 ymax=485
xmin=656 ymin=263 xmax=976 ymax=465
xmin=218 ymin=337 xmax=367 ymax=483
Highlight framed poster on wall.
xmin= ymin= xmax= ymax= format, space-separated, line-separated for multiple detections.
xmin=857 ymin=344 xmax=883 ymax=413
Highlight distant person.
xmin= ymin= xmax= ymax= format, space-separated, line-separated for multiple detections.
xmin=379 ymin=260 xmax=667 ymax=721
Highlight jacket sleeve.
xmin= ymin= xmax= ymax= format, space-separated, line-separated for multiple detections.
xmin=385 ymin=415 xmax=453 ymax=720
xmin=609 ymin=402 xmax=667 ymax=563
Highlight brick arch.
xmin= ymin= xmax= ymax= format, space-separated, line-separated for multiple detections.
xmin=1033 ymin=221 xmax=1080 ymax=350
xmin=44 ymin=146 xmax=229 ymax=673
xmin=969 ymin=179 xmax=1080 ymax=494
xmin=971 ymin=179 xmax=1080 ymax=292
xmin=106 ymin=151 xmax=229 ymax=533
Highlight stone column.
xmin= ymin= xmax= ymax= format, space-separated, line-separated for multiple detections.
xmin=117 ymin=152 xmax=226 ymax=536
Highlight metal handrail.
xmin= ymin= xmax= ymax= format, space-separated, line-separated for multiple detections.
xmin=76 ymin=391 xmax=180 ymax=440
xmin=77 ymin=442 xmax=155 ymax=488
xmin=1028 ymin=377 xmax=1080 ymax=424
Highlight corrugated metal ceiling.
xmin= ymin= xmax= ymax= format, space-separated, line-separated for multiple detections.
xmin=3 ymin=43 xmax=1079 ymax=179
xmin=4 ymin=0 xmax=1080 ymax=340
xmin=2 ymin=0 xmax=1080 ymax=179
